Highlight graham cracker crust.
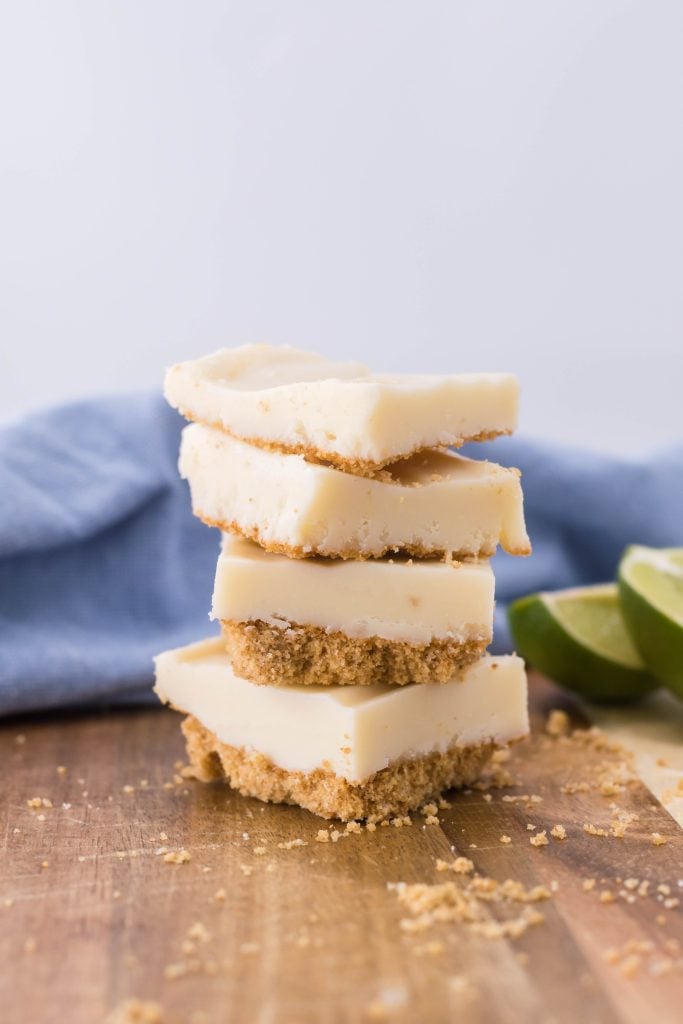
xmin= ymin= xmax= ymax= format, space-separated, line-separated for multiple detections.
xmin=176 ymin=404 xmax=511 ymax=475
xmin=181 ymin=715 xmax=496 ymax=821
xmin=222 ymin=619 xmax=489 ymax=686
xmin=195 ymin=513 xmax=501 ymax=561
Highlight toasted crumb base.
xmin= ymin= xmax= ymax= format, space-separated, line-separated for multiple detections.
xmin=221 ymin=619 xmax=489 ymax=686
xmin=195 ymin=514 xmax=506 ymax=561
xmin=181 ymin=715 xmax=496 ymax=821
xmin=176 ymin=406 xmax=511 ymax=475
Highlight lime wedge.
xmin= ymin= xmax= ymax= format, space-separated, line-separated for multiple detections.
xmin=508 ymin=583 xmax=657 ymax=702
xmin=618 ymin=545 xmax=683 ymax=698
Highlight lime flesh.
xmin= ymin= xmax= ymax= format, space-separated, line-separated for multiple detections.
xmin=508 ymin=583 xmax=657 ymax=703
xmin=618 ymin=546 xmax=683 ymax=698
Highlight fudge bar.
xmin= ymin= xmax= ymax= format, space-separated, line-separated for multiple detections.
xmin=214 ymin=536 xmax=495 ymax=685
xmin=165 ymin=343 xmax=519 ymax=473
xmin=179 ymin=423 xmax=530 ymax=560
xmin=154 ymin=638 xmax=529 ymax=821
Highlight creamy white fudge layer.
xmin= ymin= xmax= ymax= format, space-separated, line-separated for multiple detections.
xmin=179 ymin=424 xmax=530 ymax=559
xmin=154 ymin=638 xmax=529 ymax=784
xmin=213 ymin=536 xmax=495 ymax=644
xmin=165 ymin=344 xmax=519 ymax=469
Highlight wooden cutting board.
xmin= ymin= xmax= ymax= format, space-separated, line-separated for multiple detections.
xmin=1 ymin=674 xmax=682 ymax=1024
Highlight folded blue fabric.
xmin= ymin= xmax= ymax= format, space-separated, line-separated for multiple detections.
xmin=0 ymin=394 xmax=681 ymax=716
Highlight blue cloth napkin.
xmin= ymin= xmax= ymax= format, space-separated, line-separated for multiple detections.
xmin=1 ymin=394 xmax=681 ymax=716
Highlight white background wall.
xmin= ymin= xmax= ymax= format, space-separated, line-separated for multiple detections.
xmin=1 ymin=1 xmax=682 ymax=453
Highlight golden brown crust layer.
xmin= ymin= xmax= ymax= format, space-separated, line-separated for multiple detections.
xmin=221 ymin=619 xmax=489 ymax=686
xmin=181 ymin=715 xmax=496 ymax=821
xmin=195 ymin=513 xmax=501 ymax=561
xmin=175 ymin=404 xmax=511 ymax=475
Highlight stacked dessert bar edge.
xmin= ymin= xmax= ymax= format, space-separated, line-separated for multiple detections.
xmin=154 ymin=344 xmax=531 ymax=822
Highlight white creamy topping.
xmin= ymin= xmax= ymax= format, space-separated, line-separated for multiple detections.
xmin=154 ymin=638 xmax=529 ymax=783
xmin=212 ymin=536 xmax=495 ymax=644
xmin=165 ymin=343 xmax=519 ymax=467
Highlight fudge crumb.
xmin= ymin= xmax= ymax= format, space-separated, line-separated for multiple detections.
xmin=420 ymin=803 xmax=439 ymax=817
xmin=550 ymin=824 xmax=567 ymax=840
xmin=214 ymin=888 xmax=226 ymax=902
xmin=315 ymin=830 xmax=330 ymax=843
xmin=277 ymin=838 xmax=307 ymax=850
xmin=425 ymin=815 xmax=440 ymax=826
xmin=253 ymin=846 xmax=266 ymax=856
xmin=56 ymin=766 xmax=67 ymax=775
xmin=346 ymin=821 xmax=362 ymax=835
xmin=122 ymin=785 xmax=135 ymax=795
xmin=599 ymin=890 xmax=616 ymax=904
xmin=583 ymin=823 xmax=609 ymax=837
xmin=436 ymin=857 xmax=474 ymax=875
xmin=105 ymin=999 xmax=163 ymax=1024
xmin=366 ymin=821 xmax=377 ymax=832
xmin=365 ymin=1000 xmax=390 ymax=1021
xmin=163 ymin=849 xmax=191 ymax=864
xmin=187 ymin=922 xmax=210 ymax=943
xmin=499 ymin=835 xmax=512 ymax=845
xmin=239 ymin=941 xmax=260 ymax=956
xmin=239 ymin=864 xmax=253 ymax=877
xmin=163 ymin=963 xmax=188 ymax=981
xmin=449 ymin=975 xmax=479 ymax=1000
xmin=610 ymin=810 xmax=638 ymax=838
xmin=413 ymin=940 xmax=445 ymax=956
xmin=27 ymin=797 xmax=52 ymax=809
xmin=651 ymin=833 xmax=668 ymax=846
xmin=393 ymin=876 xmax=548 ymax=941
xmin=620 ymin=955 xmax=642 ymax=978
xmin=546 ymin=709 xmax=571 ymax=737
xmin=529 ymin=831 xmax=549 ymax=848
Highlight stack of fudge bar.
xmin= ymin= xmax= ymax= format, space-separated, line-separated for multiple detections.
xmin=154 ymin=345 xmax=531 ymax=821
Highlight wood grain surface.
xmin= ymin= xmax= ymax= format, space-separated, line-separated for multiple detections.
xmin=1 ymin=674 xmax=682 ymax=1024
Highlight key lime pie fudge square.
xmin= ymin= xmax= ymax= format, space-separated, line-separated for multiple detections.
xmin=157 ymin=343 xmax=530 ymax=820
xmin=164 ymin=343 xmax=519 ymax=473
xmin=179 ymin=424 xmax=530 ymax=560
xmin=154 ymin=639 xmax=528 ymax=822
xmin=214 ymin=536 xmax=495 ymax=686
